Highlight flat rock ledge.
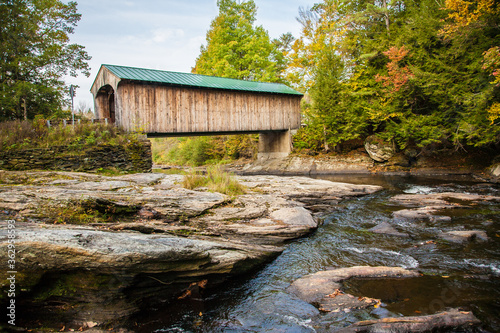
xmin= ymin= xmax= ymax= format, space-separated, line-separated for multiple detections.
xmin=0 ymin=171 xmax=382 ymax=330
xmin=439 ymin=230 xmax=489 ymax=243
xmin=391 ymin=192 xmax=500 ymax=220
xmin=288 ymin=267 xmax=482 ymax=333
xmin=287 ymin=266 xmax=420 ymax=305
xmin=336 ymin=309 xmax=481 ymax=333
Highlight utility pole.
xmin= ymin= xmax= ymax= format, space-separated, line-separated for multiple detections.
xmin=70 ymin=85 xmax=76 ymax=127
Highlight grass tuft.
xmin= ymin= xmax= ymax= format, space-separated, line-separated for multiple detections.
xmin=182 ymin=165 xmax=246 ymax=196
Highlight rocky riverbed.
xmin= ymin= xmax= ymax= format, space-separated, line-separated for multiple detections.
xmin=0 ymin=170 xmax=382 ymax=331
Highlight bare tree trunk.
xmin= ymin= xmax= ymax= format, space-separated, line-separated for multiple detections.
xmin=382 ymin=0 xmax=390 ymax=34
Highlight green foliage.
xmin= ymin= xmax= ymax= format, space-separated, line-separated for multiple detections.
xmin=155 ymin=135 xmax=258 ymax=167
xmin=193 ymin=0 xmax=286 ymax=83
xmin=182 ymin=165 xmax=246 ymax=196
xmin=0 ymin=0 xmax=91 ymax=121
xmin=166 ymin=137 xmax=222 ymax=166
xmin=288 ymin=0 xmax=500 ymax=151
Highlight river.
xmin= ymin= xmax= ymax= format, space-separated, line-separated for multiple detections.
xmin=132 ymin=174 xmax=500 ymax=332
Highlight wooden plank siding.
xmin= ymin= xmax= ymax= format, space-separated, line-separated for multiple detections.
xmin=113 ymin=82 xmax=302 ymax=134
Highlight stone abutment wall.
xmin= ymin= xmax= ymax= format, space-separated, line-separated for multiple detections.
xmin=0 ymin=140 xmax=152 ymax=173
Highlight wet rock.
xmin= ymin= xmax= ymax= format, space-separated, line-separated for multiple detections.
xmin=318 ymin=290 xmax=380 ymax=313
xmin=391 ymin=192 xmax=500 ymax=221
xmin=439 ymin=230 xmax=489 ymax=243
xmin=391 ymin=192 xmax=500 ymax=207
xmin=287 ymin=266 xmax=419 ymax=304
xmin=392 ymin=207 xmax=444 ymax=220
xmin=364 ymin=135 xmax=395 ymax=162
xmin=429 ymin=215 xmax=452 ymax=222
xmin=368 ymin=222 xmax=409 ymax=237
xmin=335 ymin=309 xmax=481 ymax=333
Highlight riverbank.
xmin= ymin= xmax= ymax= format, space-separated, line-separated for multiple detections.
xmin=229 ymin=149 xmax=500 ymax=182
xmin=0 ymin=170 xmax=381 ymax=331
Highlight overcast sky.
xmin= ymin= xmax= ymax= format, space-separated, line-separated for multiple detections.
xmin=67 ymin=0 xmax=317 ymax=110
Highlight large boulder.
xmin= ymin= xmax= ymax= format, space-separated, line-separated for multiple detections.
xmin=489 ymin=162 xmax=500 ymax=178
xmin=364 ymin=135 xmax=395 ymax=162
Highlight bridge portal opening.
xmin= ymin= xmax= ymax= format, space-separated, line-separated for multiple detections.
xmin=95 ymin=85 xmax=116 ymax=123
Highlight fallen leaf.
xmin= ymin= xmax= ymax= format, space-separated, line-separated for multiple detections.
xmin=178 ymin=289 xmax=192 ymax=300
xmin=199 ymin=312 xmax=203 ymax=317
xmin=415 ymin=310 xmax=422 ymax=314
xmin=326 ymin=289 xmax=343 ymax=298
xmin=442 ymin=275 xmax=450 ymax=278
xmin=404 ymin=298 xmax=410 ymax=302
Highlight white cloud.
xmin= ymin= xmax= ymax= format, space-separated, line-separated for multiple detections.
xmin=68 ymin=0 xmax=317 ymax=110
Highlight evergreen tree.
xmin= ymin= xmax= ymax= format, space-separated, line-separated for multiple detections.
xmin=0 ymin=0 xmax=91 ymax=121
xmin=193 ymin=0 xmax=285 ymax=82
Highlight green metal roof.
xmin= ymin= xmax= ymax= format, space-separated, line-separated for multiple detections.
xmin=101 ymin=64 xmax=303 ymax=96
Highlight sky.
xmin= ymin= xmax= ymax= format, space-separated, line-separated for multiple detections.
xmin=67 ymin=0 xmax=317 ymax=111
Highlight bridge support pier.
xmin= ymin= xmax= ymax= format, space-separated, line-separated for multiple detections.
xmin=257 ymin=130 xmax=292 ymax=160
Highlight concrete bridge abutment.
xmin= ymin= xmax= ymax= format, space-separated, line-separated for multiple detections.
xmin=257 ymin=130 xmax=292 ymax=160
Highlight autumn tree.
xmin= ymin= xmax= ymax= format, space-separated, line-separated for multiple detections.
xmin=290 ymin=0 xmax=500 ymax=151
xmin=0 ymin=0 xmax=91 ymax=121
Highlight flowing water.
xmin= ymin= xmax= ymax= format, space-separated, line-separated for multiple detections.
xmin=134 ymin=175 xmax=500 ymax=332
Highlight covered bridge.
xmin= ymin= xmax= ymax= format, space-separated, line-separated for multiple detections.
xmin=91 ymin=64 xmax=303 ymax=158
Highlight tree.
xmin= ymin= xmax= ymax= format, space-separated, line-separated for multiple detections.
xmin=0 ymin=0 xmax=91 ymax=121
xmin=193 ymin=0 xmax=285 ymax=83
xmin=189 ymin=0 xmax=288 ymax=163
xmin=289 ymin=0 xmax=500 ymax=150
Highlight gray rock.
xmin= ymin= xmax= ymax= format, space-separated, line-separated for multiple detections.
xmin=67 ymin=180 xmax=134 ymax=190
xmin=439 ymin=230 xmax=489 ymax=243
xmin=364 ymin=135 xmax=395 ymax=162
xmin=490 ymin=162 xmax=500 ymax=178
xmin=391 ymin=192 xmax=500 ymax=207
xmin=270 ymin=207 xmax=317 ymax=228
xmin=368 ymin=222 xmax=409 ymax=237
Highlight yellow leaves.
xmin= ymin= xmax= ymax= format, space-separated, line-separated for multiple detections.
xmin=486 ymin=102 xmax=500 ymax=125
xmin=441 ymin=0 xmax=496 ymax=36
